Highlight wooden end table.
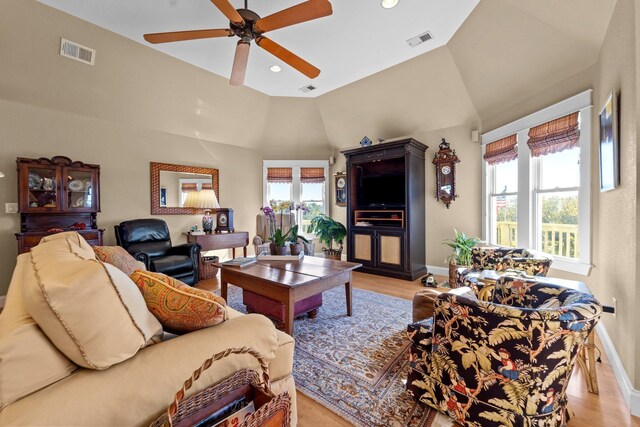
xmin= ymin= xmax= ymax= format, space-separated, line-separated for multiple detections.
xmin=219 ymin=256 xmax=362 ymax=336
xmin=185 ymin=231 xmax=249 ymax=258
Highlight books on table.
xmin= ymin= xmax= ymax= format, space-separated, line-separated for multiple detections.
xmin=221 ymin=257 xmax=257 ymax=268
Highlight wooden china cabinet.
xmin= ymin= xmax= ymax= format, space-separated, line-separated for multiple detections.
xmin=15 ymin=156 xmax=103 ymax=253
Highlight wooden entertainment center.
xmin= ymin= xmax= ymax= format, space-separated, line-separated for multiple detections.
xmin=341 ymin=138 xmax=428 ymax=280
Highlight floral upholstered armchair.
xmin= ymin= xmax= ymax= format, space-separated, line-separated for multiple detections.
xmin=456 ymin=247 xmax=553 ymax=288
xmin=407 ymin=275 xmax=602 ymax=427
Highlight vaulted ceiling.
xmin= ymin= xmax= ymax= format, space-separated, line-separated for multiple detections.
xmin=4 ymin=0 xmax=618 ymax=151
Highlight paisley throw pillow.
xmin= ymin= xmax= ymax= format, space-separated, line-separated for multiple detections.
xmin=93 ymin=246 xmax=146 ymax=276
xmin=129 ymin=270 xmax=227 ymax=333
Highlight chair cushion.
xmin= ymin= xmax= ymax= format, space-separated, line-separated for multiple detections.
xmin=0 ymin=254 xmax=78 ymax=409
xmin=151 ymin=255 xmax=194 ymax=276
xmin=22 ymin=237 xmax=163 ymax=370
xmin=117 ymin=219 xmax=172 ymax=257
xmin=129 ymin=270 xmax=227 ymax=333
xmin=93 ymin=246 xmax=146 ymax=275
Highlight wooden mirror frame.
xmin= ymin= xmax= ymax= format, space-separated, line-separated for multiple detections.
xmin=150 ymin=162 xmax=220 ymax=215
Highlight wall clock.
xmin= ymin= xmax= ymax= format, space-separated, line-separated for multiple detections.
xmin=215 ymin=208 xmax=235 ymax=233
xmin=432 ymin=138 xmax=460 ymax=209
xmin=335 ymin=173 xmax=347 ymax=207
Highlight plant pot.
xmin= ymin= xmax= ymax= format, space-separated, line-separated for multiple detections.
xmin=323 ymin=248 xmax=342 ymax=260
xmin=270 ymin=243 xmax=288 ymax=255
xmin=289 ymin=242 xmax=304 ymax=256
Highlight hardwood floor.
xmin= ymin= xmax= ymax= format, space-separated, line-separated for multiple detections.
xmin=198 ymin=271 xmax=640 ymax=427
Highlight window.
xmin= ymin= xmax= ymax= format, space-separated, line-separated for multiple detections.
xmin=263 ymin=160 xmax=329 ymax=235
xmin=482 ymin=90 xmax=592 ymax=275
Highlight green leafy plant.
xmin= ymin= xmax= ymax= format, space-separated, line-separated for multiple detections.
xmin=269 ymin=224 xmax=308 ymax=247
xmin=442 ymin=228 xmax=479 ymax=266
xmin=307 ymin=214 xmax=346 ymax=253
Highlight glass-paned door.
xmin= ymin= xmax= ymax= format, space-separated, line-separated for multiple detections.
xmin=64 ymin=168 xmax=97 ymax=211
xmin=23 ymin=166 xmax=59 ymax=211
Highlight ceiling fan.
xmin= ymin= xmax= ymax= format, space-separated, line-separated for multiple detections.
xmin=144 ymin=0 xmax=333 ymax=86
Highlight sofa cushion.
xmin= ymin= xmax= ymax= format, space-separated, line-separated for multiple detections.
xmin=130 ymin=270 xmax=227 ymax=333
xmin=93 ymin=245 xmax=146 ymax=275
xmin=0 ymin=254 xmax=78 ymax=409
xmin=22 ymin=237 xmax=163 ymax=370
xmin=0 ymin=314 xmax=284 ymax=427
xmin=40 ymin=231 xmax=96 ymax=259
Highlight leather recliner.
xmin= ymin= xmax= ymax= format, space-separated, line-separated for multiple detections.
xmin=114 ymin=219 xmax=201 ymax=285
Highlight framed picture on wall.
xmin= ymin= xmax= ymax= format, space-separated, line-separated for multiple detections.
xmin=599 ymin=90 xmax=619 ymax=192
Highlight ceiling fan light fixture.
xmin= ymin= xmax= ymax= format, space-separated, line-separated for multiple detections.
xmin=381 ymin=0 xmax=399 ymax=9
xmin=269 ymin=65 xmax=282 ymax=73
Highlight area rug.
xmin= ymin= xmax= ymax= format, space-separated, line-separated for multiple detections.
xmin=222 ymin=285 xmax=455 ymax=427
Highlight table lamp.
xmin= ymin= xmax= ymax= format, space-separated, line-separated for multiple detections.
xmin=184 ymin=189 xmax=220 ymax=232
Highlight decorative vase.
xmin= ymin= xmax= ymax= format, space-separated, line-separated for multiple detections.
xmin=290 ymin=242 xmax=304 ymax=256
xmin=202 ymin=210 xmax=214 ymax=233
xmin=270 ymin=243 xmax=288 ymax=255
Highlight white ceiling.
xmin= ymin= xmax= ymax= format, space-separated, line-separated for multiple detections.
xmin=36 ymin=0 xmax=479 ymax=97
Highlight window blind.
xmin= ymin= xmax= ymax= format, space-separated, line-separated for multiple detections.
xmin=300 ymin=167 xmax=325 ymax=183
xmin=181 ymin=183 xmax=212 ymax=192
xmin=266 ymin=167 xmax=293 ymax=183
xmin=527 ymin=112 xmax=580 ymax=157
xmin=484 ymin=134 xmax=518 ymax=165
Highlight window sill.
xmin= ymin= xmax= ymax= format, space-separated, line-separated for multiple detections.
xmin=548 ymin=257 xmax=592 ymax=276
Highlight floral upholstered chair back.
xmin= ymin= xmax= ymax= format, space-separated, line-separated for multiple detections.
xmin=471 ymin=247 xmax=553 ymax=276
xmin=407 ymin=275 xmax=601 ymax=427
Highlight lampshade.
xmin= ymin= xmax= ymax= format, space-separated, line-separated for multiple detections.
xmin=0 ymin=171 xmax=5 ymax=178
xmin=183 ymin=189 xmax=220 ymax=209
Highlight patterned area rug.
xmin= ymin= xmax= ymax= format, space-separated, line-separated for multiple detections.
xmin=223 ymin=285 xmax=455 ymax=427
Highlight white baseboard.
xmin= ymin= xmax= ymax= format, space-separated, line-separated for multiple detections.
xmin=427 ymin=265 xmax=449 ymax=277
xmin=595 ymin=322 xmax=640 ymax=416
xmin=0 ymin=295 xmax=5 ymax=309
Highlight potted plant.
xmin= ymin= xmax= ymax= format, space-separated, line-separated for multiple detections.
xmin=261 ymin=202 xmax=308 ymax=255
xmin=307 ymin=214 xmax=346 ymax=260
xmin=442 ymin=229 xmax=479 ymax=287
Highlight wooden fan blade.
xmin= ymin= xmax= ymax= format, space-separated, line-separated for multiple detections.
xmin=210 ymin=0 xmax=245 ymax=26
xmin=230 ymin=41 xmax=250 ymax=86
xmin=254 ymin=0 xmax=332 ymax=34
xmin=256 ymin=36 xmax=320 ymax=79
xmin=143 ymin=29 xmax=234 ymax=44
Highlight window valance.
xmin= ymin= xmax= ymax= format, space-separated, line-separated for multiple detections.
xmin=267 ymin=167 xmax=293 ymax=183
xmin=484 ymin=134 xmax=518 ymax=165
xmin=300 ymin=167 xmax=325 ymax=183
xmin=181 ymin=183 xmax=212 ymax=192
xmin=527 ymin=112 xmax=580 ymax=157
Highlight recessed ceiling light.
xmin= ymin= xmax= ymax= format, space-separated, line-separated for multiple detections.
xmin=269 ymin=65 xmax=282 ymax=73
xmin=381 ymin=0 xmax=398 ymax=9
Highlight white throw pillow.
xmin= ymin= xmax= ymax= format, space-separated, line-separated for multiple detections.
xmin=22 ymin=237 xmax=163 ymax=369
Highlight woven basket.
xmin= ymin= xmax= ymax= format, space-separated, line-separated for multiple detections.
xmin=150 ymin=347 xmax=290 ymax=427
xmin=199 ymin=255 xmax=219 ymax=280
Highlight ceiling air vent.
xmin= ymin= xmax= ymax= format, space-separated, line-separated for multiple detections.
xmin=299 ymin=84 xmax=317 ymax=93
xmin=60 ymin=38 xmax=96 ymax=65
xmin=406 ymin=31 xmax=433 ymax=47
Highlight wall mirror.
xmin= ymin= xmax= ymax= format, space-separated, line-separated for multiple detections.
xmin=150 ymin=162 xmax=219 ymax=215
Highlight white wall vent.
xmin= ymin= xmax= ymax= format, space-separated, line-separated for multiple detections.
xmin=60 ymin=38 xmax=96 ymax=65
xmin=299 ymin=84 xmax=317 ymax=93
xmin=406 ymin=31 xmax=433 ymax=47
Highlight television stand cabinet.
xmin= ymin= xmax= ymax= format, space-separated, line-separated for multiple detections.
xmin=341 ymin=138 xmax=428 ymax=281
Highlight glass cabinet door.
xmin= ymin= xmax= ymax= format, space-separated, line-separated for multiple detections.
xmin=64 ymin=168 xmax=96 ymax=211
xmin=23 ymin=165 xmax=59 ymax=211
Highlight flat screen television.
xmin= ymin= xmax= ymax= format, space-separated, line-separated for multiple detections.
xmin=358 ymin=174 xmax=405 ymax=208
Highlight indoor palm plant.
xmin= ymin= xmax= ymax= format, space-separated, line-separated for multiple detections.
xmin=307 ymin=214 xmax=346 ymax=260
xmin=442 ymin=229 xmax=479 ymax=287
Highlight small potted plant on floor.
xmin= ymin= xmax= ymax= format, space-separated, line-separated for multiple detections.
xmin=442 ymin=228 xmax=479 ymax=287
xmin=307 ymin=214 xmax=346 ymax=260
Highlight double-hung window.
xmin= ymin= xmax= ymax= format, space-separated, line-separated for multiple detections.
xmin=263 ymin=160 xmax=329 ymax=235
xmin=482 ymin=90 xmax=592 ymax=275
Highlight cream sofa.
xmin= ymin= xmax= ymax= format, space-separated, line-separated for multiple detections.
xmin=0 ymin=237 xmax=297 ymax=426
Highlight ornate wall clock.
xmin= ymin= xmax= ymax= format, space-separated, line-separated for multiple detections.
xmin=335 ymin=172 xmax=347 ymax=207
xmin=432 ymin=138 xmax=460 ymax=209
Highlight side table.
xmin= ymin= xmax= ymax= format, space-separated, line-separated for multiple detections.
xmin=185 ymin=231 xmax=249 ymax=258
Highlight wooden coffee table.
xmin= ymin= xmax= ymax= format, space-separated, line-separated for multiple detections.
xmin=220 ymin=256 xmax=362 ymax=335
